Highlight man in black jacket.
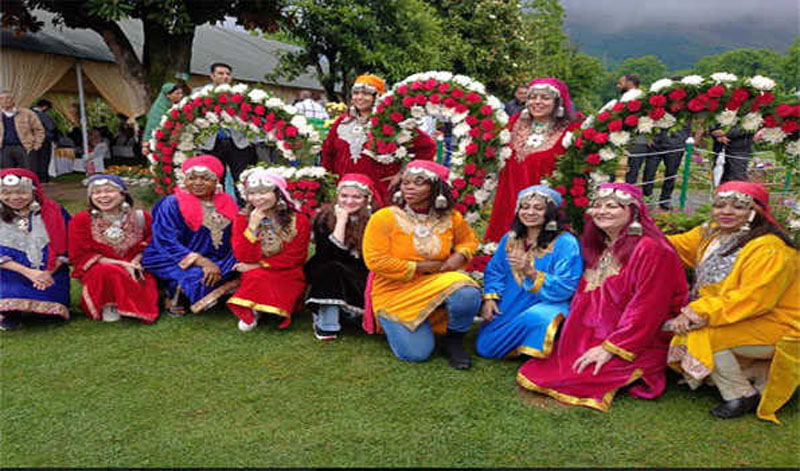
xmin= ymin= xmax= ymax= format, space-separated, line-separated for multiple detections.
xmin=32 ymin=100 xmax=58 ymax=182
xmin=711 ymin=126 xmax=752 ymax=183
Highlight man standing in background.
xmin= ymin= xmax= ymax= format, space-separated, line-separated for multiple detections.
xmin=32 ymin=99 xmax=58 ymax=182
xmin=0 ymin=90 xmax=44 ymax=170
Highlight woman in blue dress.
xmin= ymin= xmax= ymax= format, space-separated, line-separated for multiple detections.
xmin=475 ymin=184 xmax=583 ymax=359
xmin=0 ymin=168 xmax=71 ymax=330
xmin=141 ymin=155 xmax=240 ymax=315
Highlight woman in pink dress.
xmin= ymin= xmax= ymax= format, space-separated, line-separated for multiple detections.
xmin=517 ymin=183 xmax=688 ymax=411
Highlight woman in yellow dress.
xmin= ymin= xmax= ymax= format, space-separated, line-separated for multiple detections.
xmin=362 ymin=160 xmax=482 ymax=369
xmin=666 ymin=181 xmax=799 ymax=419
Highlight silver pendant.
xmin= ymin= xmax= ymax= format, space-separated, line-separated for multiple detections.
xmin=104 ymin=225 xmax=125 ymax=242
xmin=15 ymin=218 xmax=29 ymax=231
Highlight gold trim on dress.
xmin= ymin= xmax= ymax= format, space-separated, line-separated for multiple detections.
xmin=244 ymin=228 xmax=258 ymax=243
xmin=0 ymin=298 xmax=69 ymax=318
xmin=583 ymin=249 xmax=621 ymax=292
xmin=516 ymin=368 xmax=644 ymax=412
xmin=377 ymin=279 xmax=478 ymax=331
xmin=227 ymin=297 xmax=291 ymax=318
xmin=257 ymin=213 xmax=298 ymax=257
xmin=505 ymin=313 xmax=564 ymax=359
xmin=456 ymin=247 xmax=474 ymax=261
xmin=81 ymin=285 xmax=156 ymax=321
xmin=402 ymin=261 xmax=416 ymax=281
xmin=81 ymin=254 xmax=102 ymax=272
xmin=189 ymin=279 xmax=240 ymax=313
xmin=529 ymin=271 xmax=546 ymax=293
xmin=390 ymin=206 xmax=452 ymax=260
xmin=483 ymin=293 xmax=500 ymax=301
xmin=602 ymin=340 xmax=637 ymax=362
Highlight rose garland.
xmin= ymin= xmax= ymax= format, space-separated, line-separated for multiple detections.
xmin=147 ymin=84 xmax=322 ymax=194
xmin=553 ymin=73 xmax=800 ymax=229
xmin=370 ymin=71 xmax=510 ymax=224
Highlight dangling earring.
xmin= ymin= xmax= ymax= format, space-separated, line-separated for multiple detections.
xmin=366 ymin=203 xmax=373 ymax=213
xmin=434 ymin=193 xmax=448 ymax=209
xmin=627 ymin=218 xmax=643 ymax=236
xmin=215 ymin=183 xmax=223 ymax=194
xmin=545 ymin=220 xmax=558 ymax=231
xmin=277 ymin=199 xmax=287 ymax=210
xmin=393 ymin=190 xmax=403 ymax=205
xmin=741 ymin=210 xmax=755 ymax=232
xmin=29 ymin=201 xmax=41 ymax=212
xmin=121 ymin=201 xmax=131 ymax=212
xmin=555 ymin=105 xmax=565 ymax=118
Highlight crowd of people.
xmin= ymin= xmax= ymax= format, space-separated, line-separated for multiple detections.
xmin=1 ymin=71 xmax=798 ymax=422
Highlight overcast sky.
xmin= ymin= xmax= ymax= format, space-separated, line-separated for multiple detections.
xmin=561 ymin=0 xmax=798 ymax=34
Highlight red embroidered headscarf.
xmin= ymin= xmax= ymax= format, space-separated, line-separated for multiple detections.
xmin=0 ymin=168 xmax=67 ymax=270
xmin=403 ymin=160 xmax=450 ymax=182
xmin=715 ymin=181 xmax=781 ymax=228
xmin=338 ymin=173 xmax=383 ymax=208
xmin=175 ymin=155 xmax=238 ymax=231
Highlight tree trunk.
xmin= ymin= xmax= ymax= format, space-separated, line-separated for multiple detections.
xmin=143 ymin=22 xmax=196 ymax=101
xmin=91 ymin=21 xmax=151 ymax=115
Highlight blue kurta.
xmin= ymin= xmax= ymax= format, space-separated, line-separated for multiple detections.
xmin=476 ymin=231 xmax=583 ymax=359
xmin=141 ymin=195 xmax=238 ymax=313
xmin=0 ymin=209 xmax=71 ymax=318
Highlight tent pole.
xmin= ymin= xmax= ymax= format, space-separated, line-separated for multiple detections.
xmin=76 ymin=61 xmax=89 ymax=157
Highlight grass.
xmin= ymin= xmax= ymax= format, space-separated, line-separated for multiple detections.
xmin=2 ymin=176 xmax=798 ymax=468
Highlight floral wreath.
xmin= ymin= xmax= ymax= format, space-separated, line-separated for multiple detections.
xmin=552 ymin=73 xmax=800 ymax=230
xmin=370 ymin=71 xmax=511 ymax=224
xmin=147 ymin=84 xmax=322 ymax=194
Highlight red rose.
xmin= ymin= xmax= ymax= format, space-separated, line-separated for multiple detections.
xmin=293 ymin=190 xmax=304 ymax=199
xmin=468 ymin=177 xmax=484 ymax=187
xmin=463 ymin=194 xmax=477 ymax=206
xmin=154 ymin=186 xmax=164 ymax=195
xmin=383 ymin=95 xmax=394 ymax=106
xmin=585 ymin=153 xmax=601 ymax=165
xmin=254 ymin=105 xmax=266 ymax=116
xmin=170 ymin=129 xmax=181 ymax=138
xmin=162 ymin=165 xmax=172 ymax=173
xmin=626 ymin=100 xmax=642 ymax=112
xmin=415 ymin=94 xmax=427 ymax=106
xmin=592 ymin=132 xmax=609 ymax=144
xmin=438 ymin=83 xmax=451 ymax=93
xmin=466 ymin=116 xmax=479 ymax=126
xmin=597 ymin=111 xmax=611 ymax=122
xmin=793 ymin=105 xmax=800 ymax=117
xmin=391 ymin=112 xmax=405 ymax=123
xmin=669 ymin=88 xmax=687 ymax=101
xmin=670 ymin=101 xmax=685 ymax=113
xmin=466 ymin=92 xmax=482 ymax=104
xmin=203 ymin=97 xmax=214 ymax=107
xmin=707 ymin=85 xmax=726 ymax=98
xmin=455 ymin=104 xmax=469 ymax=114
xmin=163 ymin=120 xmax=174 ymax=129
xmin=169 ymin=109 xmax=181 ymax=120
xmin=731 ymin=88 xmax=749 ymax=103
xmin=570 ymin=185 xmax=586 ymax=197
xmin=612 ymin=102 xmax=626 ymax=112
xmin=451 ymin=189 xmax=460 ymax=199
xmin=649 ymin=95 xmax=667 ymax=107
xmin=464 ymin=163 xmax=477 ymax=175
xmin=687 ymin=98 xmax=705 ymax=112
xmin=370 ymin=116 xmax=380 ymax=127
xmin=285 ymin=126 xmax=298 ymax=138
xmin=452 ymin=178 xmax=467 ymax=189
xmin=575 ymin=137 xmax=584 ymax=148
xmin=429 ymin=94 xmax=443 ymax=105
xmin=192 ymin=97 xmax=203 ymax=107
xmin=163 ymin=177 xmax=172 ymax=185
xmin=573 ymin=196 xmax=590 ymax=208
xmin=286 ymin=182 xmax=297 ymax=190
xmin=481 ymin=132 xmax=494 ymax=141
xmin=276 ymin=120 xmax=286 ymax=129
xmin=266 ymin=112 xmax=276 ymax=123
xmin=263 ymin=122 xmax=274 ymax=132
xmin=154 ymin=130 xmax=165 ymax=140
xmin=444 ymin=98 xmax=457 ymax=108
xmin=453 ymin=203 xmax=468 ymax=214
xmin=238 ymin=112 xmax=249 ymax=122
xmin=781 ymin=120 xmax=799 ymax=134
xmin=649 ymin=107 xmax=666 ymax=120
xmin=475 ymin=169 xmax=487 ymax=178
xmin=225 ymin=106 xmax=236 ymax=116
xmin=424 ymin=79 xmax=437 ymax=91
xmin=465 ymin=143 xmax=479 ymax=155
xmin=240 ymin=103 xmax=252 ymax=113
xmin=386 ymin=142 xmax=398 ymax=153
xmin=554 ymin=186 xmax=567 ymax=196
xmin=451 ymin=89 xmax=465 ymax=99
xmin=582 ymin=128 xmax=597 ymax=140
xmin=571 ymin=177 xmax=585 ymax=187
xmin=707 ymin=99 xmax=720 ymax=112
xmin=396 ymin=84 xmax=409 ymax=95
xmin=218 ymin=93 xmax=230 ymax=104
xmin=756 ymin=92 xmax=774 ymax=105
xmin=485 ymin=146 xmax=497 ymax=158
xmin=608 ymin=119 xmax=623 ymax=132
xmin=232 ymin=93 xmax=244 ymax=103
xmin=469 ymin=127 xmax=481 ymax=138
xmin=763 ymin=115 xmax=778 ymax=128
xmin=402 ymin=96 xmax=415 ymax=108
xmin=724 ymin=99 xmax=740 ymax=111
xmin=624 ymin=115 xmax=639 ymax=127
xmin=275 ymin=128 xmax=284 ymax=140
xmin=480 ymin=105 xmax=493 ymax=116
xmin=410 ymin=81 xmax=424 ymax=91
xmin=308 ymin=181 xmax=321 ymax=190
xmin=777 ymin=104 xmax=794 ymax=118
xmin=181 ymin=103 xmax=194 ymax=113
xmin=480 ymin=118 xmax=494 ymax=131
xmin=250 ymin=116 xmax=262 ymax=126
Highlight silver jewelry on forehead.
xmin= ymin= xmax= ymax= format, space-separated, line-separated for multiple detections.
xmin=591 ymin=187 xmax=636 ymax=205
xmin=89 ymin=178 xmax=125 ymax=192
xmin=404 ymin=167 xmax=439 ymax=181
xmin=516 ymin=190 xmax=554 ymax=211
xmin=352 ymin=83 xmax=378 ymax=95
xmin=527 ymin=84 xmax=560 ymax=99
xmin=1 ymin=174 xmax=33 ymax=189
xmin=714 ymin=190 xmax=754 ymax=206
xmin=184 ymin=166 xmax=217 ymax=179
xmin=337 ymin=181 xmax=371 ymax=197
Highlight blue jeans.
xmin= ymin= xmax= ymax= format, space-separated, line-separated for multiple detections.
xmin=313 ymin=304 xmax=341 ymax=332
xmin=380 ymin=286 xmax=481 ymax=362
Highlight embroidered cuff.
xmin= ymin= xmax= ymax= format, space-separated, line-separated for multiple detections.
xmin=402 ymin=262 xmax=416 ymax=281
xmin=243 ymin=228 xmax=259 ymax=243
xmin=179 ymin=252 xmax=199 ymax=270
xmin=602 ymin=340 xmax=637 ymax=362
xmin=455 ymin=247 xmax=474 ymax=261
xmin=527 ymin=271 xmax=546 ymax=293
xmin=483 ymin=293 xmax=500 ymax=301
xmin=259 ymin=260 xmax=271 ymax=268
xmin=81 ymin=254 xmax=102 ymax=272
xmin=685 ymin=302 xmax=710 ymax=323
xmin=328 ymin=233 xmax=349 ymax=251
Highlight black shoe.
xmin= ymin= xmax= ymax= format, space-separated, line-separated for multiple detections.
xmin=441 ymin=329 xmax=471 ymax=370
xmin=314 ymin=325 xmax=338 ymax=341
xmin=711 ymin=393 xmax=760 ymax=419
xmin=659 ymin=203 xmax=672 ymax=211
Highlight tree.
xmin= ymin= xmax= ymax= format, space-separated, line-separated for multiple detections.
xmin=564 ymin=51 xmax=609 ymax=112
xmin=693 ymin=48 xmax=783 ymax=81
xmin=522 ymin=0 xmax=571 ymax=82
xmin=4 ymin=0 xmax=283 ymax=107
xmin=779 ymin=38 xmax=800 ymax=91
xmin=267 ymin=0 xmax=447 ymax=101
xmin=616 ymin=55 xmax=669 ymax=88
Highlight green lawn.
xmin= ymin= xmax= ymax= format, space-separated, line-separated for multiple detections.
xmin=2 ymin=306 xmax=798 ymax=468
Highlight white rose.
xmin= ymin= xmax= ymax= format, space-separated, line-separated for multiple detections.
xmin=231 ymin=83 xmax=248 ymax=94
xmin=561 ymin=131 xmax=574 ymax=149
xmin=710 ymin=72 xmax=738 ymax=83
xmin=395 ymin=146 xmax=408 ymax=159
xmin=620 ymin=88 xmax=644 ymax=102
xmin=449 ymin=156 xmax=465 ymax=167
xmin=748 ymin=75 xmax=776 ymax=91
xmin=195 ymin=118 xmax=209 ymax=129
xmin=786 ymin=140 xmax=800 ymax=157
xmin=474 ymin=189 xmax=490 ymax=203
xmin=741 ymin=112 xmax=763 ymax=132
xmin=177 ymin=140 xmax=194 ymax=151
xmin=680 ymin=75 xmax=704 ymax=86
xmin=590 ymin=171 xmax=611 ymax=185
xmin=399 ymin=118 xmax=418 ymax=130
xmin=397 ymin=130 xmax=413 ymax=144
xmin=599 ymin=147 xmax=617 ymax=161
xmin=649 ymin=79 xmax=673 ymax=93
xmin=715 ymin=109 xmax=738 ymax=127
xmin=759 ymin=127 xmax=787 ymax=144
xmin=581 ymin=115 xmax=595 ymax=129
xmin=214 ymin=84 xmax=232 ymax=93
xmin=266 ymin=97 xmax=284 ymax=108
xmin=410 ymin=105 xmax=426 ymax=119
xmin=452 ymin=111 xmax=468 ymax=124
xmin=487 ymin=96 xmax=502 ymax=109
xmin=599 ymin=99 xmax=618 ymax=113
xmin=248 ymin=89 xmax=268 ymax=103
xmin=174 ymin=151 xmax=187 ymax=165
xmin=499 ymin=146 xmax=513 ymax=161
xmin=465 ymin=211 xmax=481 ymax=224
xmin=655 ymin=113 xmax=677 ymax=129
xmin=609 ymin=131 xmax=631 ymax=146
xmin=206 ymin=112 xmax=219 ymax=124
xmin=495 ymin=110 xmax=509 ymax=126
xmin=499 ymin=129 xmax=511 ymax=144
xmin=453 ymin=122 xmax=471 ymax=138
xmin=426 ymin=102 xmax=441 ymax=116
xmin=290 ymin=115 xmax=307 ymax=128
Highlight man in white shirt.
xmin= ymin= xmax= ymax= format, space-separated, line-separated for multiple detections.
xmin=294 ymin=90 xmax=329 ymax=121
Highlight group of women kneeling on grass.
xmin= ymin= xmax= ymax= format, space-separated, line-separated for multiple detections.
xmin=1 ymin=155 xmax=797 ymax=420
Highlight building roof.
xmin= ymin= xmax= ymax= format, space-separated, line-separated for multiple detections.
xmin=1 ymin=10 xmax=327 ymax=91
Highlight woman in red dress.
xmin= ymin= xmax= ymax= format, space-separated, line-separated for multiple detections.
xmin=69 ymin=174 xmax=159 ymax=323
xmin=485 ymin=78 xmax=580 ymax=242
xmin=227 ymin=168 xmax=311 ymax=332
xmin=321 ymin=74 xmax=436 ymax=202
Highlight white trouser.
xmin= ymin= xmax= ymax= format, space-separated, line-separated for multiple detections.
xmin=711 ymin=345 xmax=774 ymax=401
